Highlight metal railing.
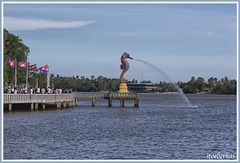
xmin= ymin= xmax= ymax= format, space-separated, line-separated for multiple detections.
xmin=74 ymin=92 xmax=139 ymax=99
xmin=110 ymin=93 xmax=139 ymax=98
xmin=4 ymin=94 xmax=75 ymax=101
xmin=74 ymin=92 xmax=108 ymax=99
xmin=4 ymin=92 xmax=139 ymax=102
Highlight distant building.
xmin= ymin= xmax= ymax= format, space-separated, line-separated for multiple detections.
xmin=127 ymin=83 xmax=158 ymax=92
xmin=201 ymin=88 xmax=212 ymax=94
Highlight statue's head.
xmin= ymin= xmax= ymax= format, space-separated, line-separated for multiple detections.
xmin=123 ymin=52 xmax=133 ymax=59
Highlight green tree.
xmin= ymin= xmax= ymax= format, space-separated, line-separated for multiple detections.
xmin=213 ymin=82 xmax=227 ymax=94
xmin=207 ymin=77 xmax=214 ymax=88
xmin=4 ymin=29 xmax=30 ymax=86
xmin=195 ymin=77 xmax=205 ymax=92
xmin=190 ymin=76 xmax=196 ymax=83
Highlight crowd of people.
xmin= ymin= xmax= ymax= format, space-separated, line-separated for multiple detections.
xmin=4 ymin=85 xmax=72 ymax=94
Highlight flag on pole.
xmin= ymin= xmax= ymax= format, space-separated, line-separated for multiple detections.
xmin=39 ymin=65 xmax=49 ymax=74
xmin=40 ymin=70 xmax=47 ymax=74
xmin=8 ymin=60 xmax=15 ymax=68
xmin=39 ymin=65 xmax=48 ymax=71
xmin=28 ymin=64 xmax=37 ymax=71
xmin=18 ymin=61 xmax=27 ymax=68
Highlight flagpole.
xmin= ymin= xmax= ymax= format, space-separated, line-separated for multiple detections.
xmin=26 ymin=60 xmax=28 ymax=89
xmin=47 ymin=65 xmax=50 ymax=88
xmin=36 ymin=77 xmax=38 ymax=88
xmin=15 ymin=58 xmax=17 ymax=88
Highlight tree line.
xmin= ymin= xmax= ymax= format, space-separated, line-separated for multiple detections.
xmin=52 ymin=75 xmax=121 ymax=92
xmin=156 ymin=76 xmax=236 ymax=94
xmin=51 ymin=75 xmax=236 ymax=94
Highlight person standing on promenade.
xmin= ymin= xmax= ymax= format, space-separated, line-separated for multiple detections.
xmin=47 ymin=87 xmax=51 ymax=94
xmin=37 ymin=87 xmax=40 ymax=94
xmin=11 ymin=87 xmax=14 ymax=94
xmin=7 ymin=85 xmax=11 ymax=94
xmin=23 ymin=86 xmax=27 ymax=94
xmin=41 ymin=87 xmax=45 ymax=94
xmin=14 ymin=87 xmax=18 ymax=94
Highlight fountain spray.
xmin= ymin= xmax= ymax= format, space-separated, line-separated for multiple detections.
xmin=134 ymin=58 xmax=192 ymax=107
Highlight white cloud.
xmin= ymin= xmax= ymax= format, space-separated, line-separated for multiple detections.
xmin=4 ymin=17 xmax=96 ymax=31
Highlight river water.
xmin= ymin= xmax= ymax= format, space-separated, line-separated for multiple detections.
xmin=3 ymin=93 xmax=237 ymax=160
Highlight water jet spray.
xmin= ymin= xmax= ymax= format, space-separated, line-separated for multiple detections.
xmin=134 ymin=58 xmax=192 ymax=107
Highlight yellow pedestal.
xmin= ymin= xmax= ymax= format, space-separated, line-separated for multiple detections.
xmin=118 ymin=83 xmax=129 ymax=94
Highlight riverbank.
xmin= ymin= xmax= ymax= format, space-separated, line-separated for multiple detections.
xmin=130 ymin=91 xmax=236 ymax=95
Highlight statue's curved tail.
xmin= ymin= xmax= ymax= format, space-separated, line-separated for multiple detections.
xmin=120 ymin=52 xmax=133 ymax=83
xmin=120 ymin=64 xmax=123 ymax=70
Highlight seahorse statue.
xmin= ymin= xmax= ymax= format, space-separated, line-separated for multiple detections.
xmin=120 ymin=52 xmax=133 ymax=83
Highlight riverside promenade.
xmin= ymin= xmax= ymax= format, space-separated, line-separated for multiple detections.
xmin=3 ymin=92 xmax=139 ymax=111
xmin=4 ymin=94 xmax=76 ymax=111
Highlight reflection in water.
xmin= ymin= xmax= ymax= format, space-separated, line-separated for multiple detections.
xmin=120 ymin=107 xmax=128 ymax=111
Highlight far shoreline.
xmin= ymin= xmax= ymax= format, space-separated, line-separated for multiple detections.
xmin=131 ymin=92 xmax=236 ymax=95
xmin=93 ymin=91 xmax=237 ymax=95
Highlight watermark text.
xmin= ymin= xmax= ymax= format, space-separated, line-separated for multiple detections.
xmin=207 ymin=152 xmax=236 ymax=159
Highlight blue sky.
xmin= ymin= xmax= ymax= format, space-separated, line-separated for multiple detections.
xmin=3 ymin=2 xmax=237 ymax=83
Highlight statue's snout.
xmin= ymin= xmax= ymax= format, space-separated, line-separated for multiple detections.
xmin=126 ymin=53 xmax=133 ymax=60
